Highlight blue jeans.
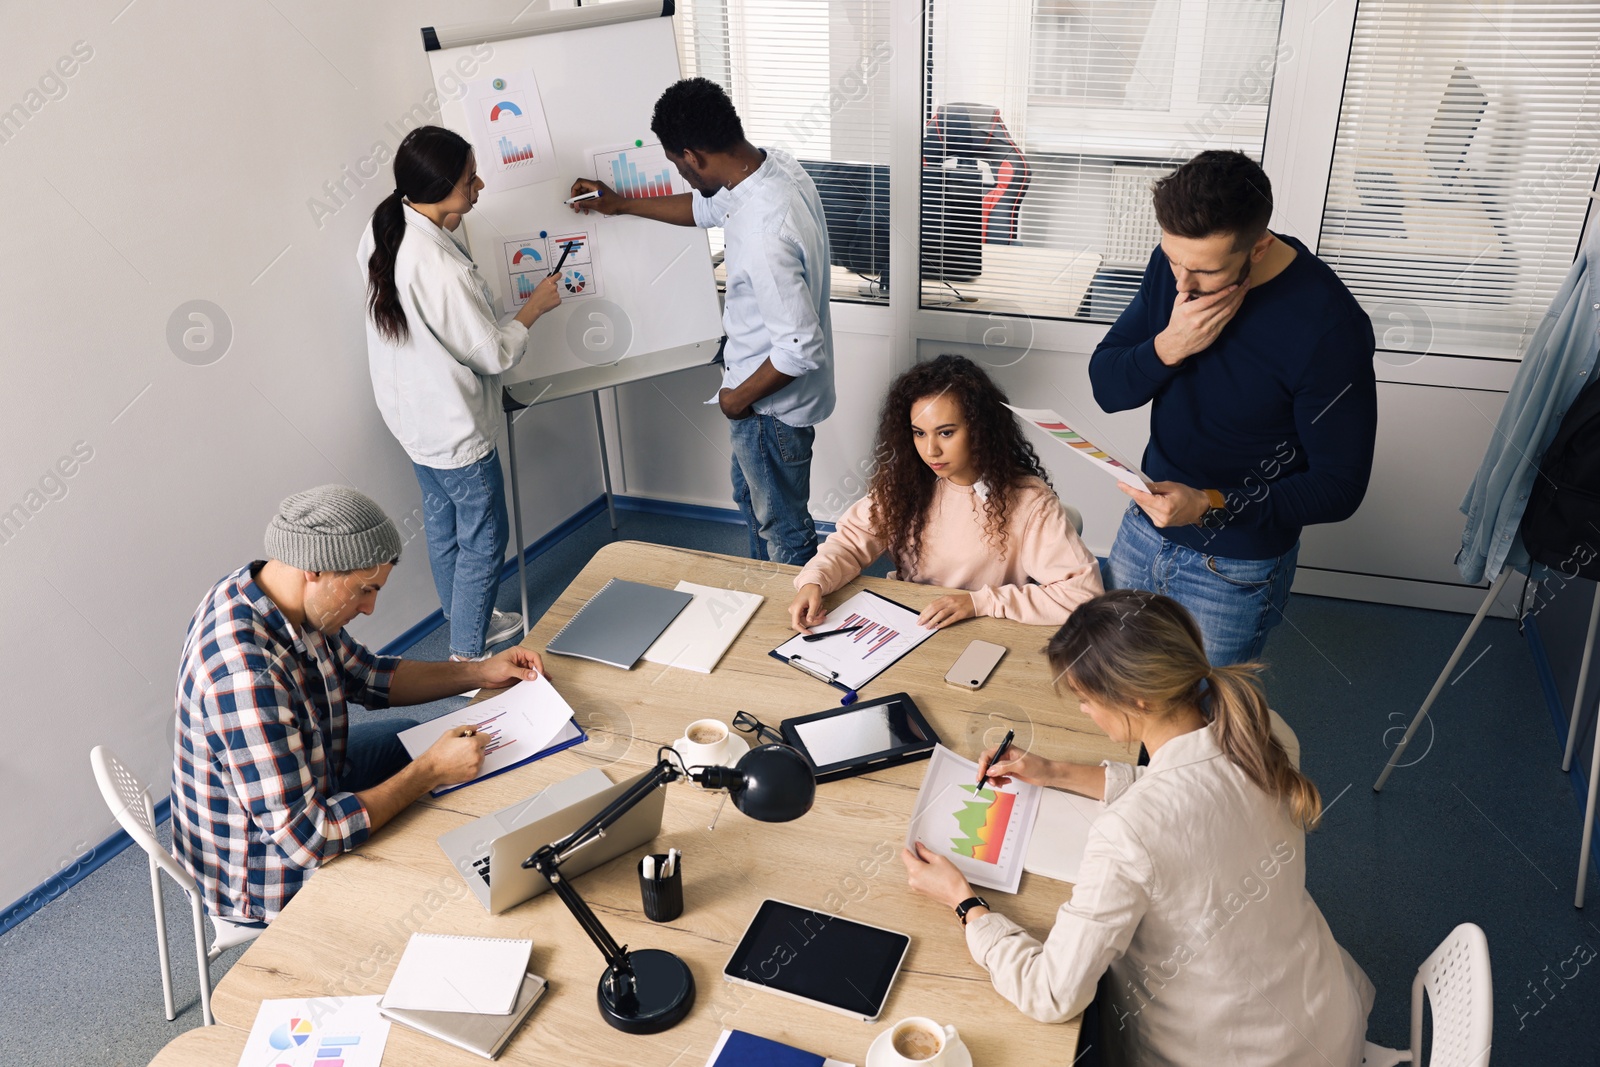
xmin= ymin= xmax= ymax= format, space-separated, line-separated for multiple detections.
xmin=728 ymin=414 xmax=819 ymax=566
xmin=340 ymin=718 xmax=420 ymax=793
xmin=1105 ymin=503 xmax=1299 ymax=667
xmin=411 ymin=450 xmax=510 ymax=658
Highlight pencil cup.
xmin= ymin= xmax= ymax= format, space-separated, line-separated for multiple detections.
xmin=638 ymin=853 xmax=683 ymax=922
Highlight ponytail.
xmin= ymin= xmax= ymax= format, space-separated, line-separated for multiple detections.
xmin=365 ymin=125 xmax=474 ymax=345
xmin=1203 ymin=665 xmax=1322 ymax=830
xmin=366 ymin=189 xmax=409 ymax=344
xmin=1046 ymin=589 xmax=1323 ymax=831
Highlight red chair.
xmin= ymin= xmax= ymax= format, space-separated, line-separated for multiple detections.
xmin=924 ymin=103 xmax=1032 ymax=245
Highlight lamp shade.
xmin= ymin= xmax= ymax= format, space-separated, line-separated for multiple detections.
xmin=699 ymin=743 xmax=815 ymax=822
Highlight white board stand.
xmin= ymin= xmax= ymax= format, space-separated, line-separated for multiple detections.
xmin=499 ymin=338 xmax=722 ymax=636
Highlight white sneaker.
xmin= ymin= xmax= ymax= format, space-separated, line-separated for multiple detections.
xmin=486 ymin=609 xmax=524 ymax=647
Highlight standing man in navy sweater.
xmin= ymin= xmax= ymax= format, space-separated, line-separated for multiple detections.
xmin=1090 ymin=151 xmax=1377 ymax=666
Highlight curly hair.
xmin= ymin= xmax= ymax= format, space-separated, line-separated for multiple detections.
xmin=866 ymin=355 xmax=1052 ymax=576
xmin=650 ymin=77 xmax=745 ymax=156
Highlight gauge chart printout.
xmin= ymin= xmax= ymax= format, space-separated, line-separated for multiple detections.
xmin=771 ymin=589 xmax=937 ymax=692
xmin=1006 ymin=405 xmax=1150 ymax=491
xmin=237 ymin=995 xmax=389 ymax=1067
xmin=906 ymin=744 xmax=1042 ymax=893
xmin=464 ymin=71 xmax=559 ymax=190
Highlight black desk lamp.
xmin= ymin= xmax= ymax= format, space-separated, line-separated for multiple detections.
xmin=522 ymin=741 xmax=815 ymax=1034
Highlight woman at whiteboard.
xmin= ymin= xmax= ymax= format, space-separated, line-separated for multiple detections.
xmin=360 ymin=125 xmax=562 ymax=661
xmin=787 ymin=355 xmax=1102 ymax=631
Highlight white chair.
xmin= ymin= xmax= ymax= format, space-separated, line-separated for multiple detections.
xmin=1362 ymin=923 xmax=1493 ymax=1067
xmin=89 ymin=745 xmax=263 ymax=1025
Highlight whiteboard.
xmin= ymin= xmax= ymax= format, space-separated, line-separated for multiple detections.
xmin=424 ymin=3 xmax=722 ymax=391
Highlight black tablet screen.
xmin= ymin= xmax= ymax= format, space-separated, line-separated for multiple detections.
xmin=723 ymin=900 xmax=909 ymax=1018
xmin=789 ymin=699 xmax=930 ymax=769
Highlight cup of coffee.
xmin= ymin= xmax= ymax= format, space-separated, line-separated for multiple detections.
xmin=677 ymin=718 xmax=732 ymax=767
xmin=882 ymin=1017 xmax=959 ymax=1065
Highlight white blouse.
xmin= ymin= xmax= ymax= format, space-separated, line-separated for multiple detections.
xmin=965 ymin=724 xmax=1374 ymax=1066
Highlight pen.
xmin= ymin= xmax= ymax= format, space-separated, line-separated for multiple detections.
xmin=802 ymin=623 xmax=868 ymax=643
xmin=565 ymin=189 xmax=602 ymax=204
xmin=665 ymin=848 xmax=678 ymax=878
xmin=548 ymin=240 xmax=578 ymax=277
xmin=979 ymin=729 xmax=1015 ymax=791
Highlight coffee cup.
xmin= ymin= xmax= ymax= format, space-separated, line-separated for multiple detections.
xmin=880 ymin=1017 xmax=959 ymax=1066
xmin=677 ymin=718 xmax=732 ymax=767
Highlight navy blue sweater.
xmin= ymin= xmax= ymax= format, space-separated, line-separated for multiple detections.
xmin=1089 ymin=235 xmax=1378 ymax=560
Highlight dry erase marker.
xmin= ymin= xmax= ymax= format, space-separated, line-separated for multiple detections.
xmin=565 ymin=189 xmax=602 ymax=204
xmin=642 ymin=855 xmax=656 ymax=882
xmin=548 ymin=241 xmax=578 ymax=277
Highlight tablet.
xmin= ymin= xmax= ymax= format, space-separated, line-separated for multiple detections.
xmin=780 ymin=692 xmax=940 ymax=783
xmin=723 ymin=899 xmax=910 ymax=1021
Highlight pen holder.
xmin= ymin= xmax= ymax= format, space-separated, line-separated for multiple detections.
xmin=638 ymin=853 xmax=684 ymax=922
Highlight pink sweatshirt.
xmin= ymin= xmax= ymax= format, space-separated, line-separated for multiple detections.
xmin=794 ymin=477 xmax=1103 ymax=625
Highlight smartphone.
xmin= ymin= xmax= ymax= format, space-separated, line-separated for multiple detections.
xmin=944 ymin=640 xmax=1007 ymax=690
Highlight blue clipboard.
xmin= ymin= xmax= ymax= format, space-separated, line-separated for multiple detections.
xmin=428 ymin=720 xmax=590 ymax=797
xmin=768 ymin=588 xmax=926 ymax=697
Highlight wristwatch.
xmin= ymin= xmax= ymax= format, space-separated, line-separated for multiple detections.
xmin=954 ymin=896 xmax=990 ymax=926
xmin=1198 ymin=488 xmax=1228 ymax=530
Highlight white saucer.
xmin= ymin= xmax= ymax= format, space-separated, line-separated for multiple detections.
xmin=866 ymin=1028 xmax=974 ymax=1067
xmin=671 ymin=733 xmax=750 ymax=779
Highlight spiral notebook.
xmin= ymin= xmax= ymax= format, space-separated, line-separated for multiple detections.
xmin=380 ymin=933 xmax=533 ymax=1015
xmin=545 ymin=578 xmax=695 ymax=669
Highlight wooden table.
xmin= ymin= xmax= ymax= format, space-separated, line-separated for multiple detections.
xmin=171 ymin=542 xmax=1142 ymax=1066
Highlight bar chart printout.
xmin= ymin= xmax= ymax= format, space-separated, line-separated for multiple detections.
xmin=770 ymin=588 xmax=937 ymax=691
xmin=590 ymin=142 xmax=685 ymax=199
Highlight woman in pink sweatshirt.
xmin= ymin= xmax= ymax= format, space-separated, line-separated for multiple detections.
xmin=789 ymin=355 xmax=1102 ymax=630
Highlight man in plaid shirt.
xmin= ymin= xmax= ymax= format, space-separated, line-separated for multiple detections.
xmin=172 ymin=485 xmax=547 ymax=923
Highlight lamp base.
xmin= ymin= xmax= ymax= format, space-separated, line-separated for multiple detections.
xmin=597 ymin=948 xmax=696 ymax=1034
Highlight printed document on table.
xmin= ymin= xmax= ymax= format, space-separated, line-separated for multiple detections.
xmin=398 ymin=676 xmax=577 ymax=796
xmin=905 ymin=744 xmax=1042 ymax=894
xmin=771 ymin=589 xmax=936 ymax=691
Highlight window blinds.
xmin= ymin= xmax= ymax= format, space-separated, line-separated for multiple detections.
xmin=1318 ymin=0 xmax=1600 ymax=361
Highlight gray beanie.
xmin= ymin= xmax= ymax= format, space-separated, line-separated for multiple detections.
xmin=265 ymin=485 xmax=402 ymax=572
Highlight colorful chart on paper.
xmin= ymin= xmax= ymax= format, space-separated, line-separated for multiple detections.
xmin=770 ymin=589 xmax=937 ymax=692
xmin=239 ymin=996 xmax=389 ymax=1067
xmin=906 ymin=744 xmax=1042 ymax=893
xmin=1005 ymin=405 xmax=1149 ymax=490
xmin=590 ymin=141 xmax=689 ymax=200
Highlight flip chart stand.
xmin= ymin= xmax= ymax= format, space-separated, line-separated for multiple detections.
xmin=499 ymin=338 xmax=723 ymax=637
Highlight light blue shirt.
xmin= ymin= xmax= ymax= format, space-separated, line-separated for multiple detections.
xmin=1458 ymin=223 xmax=1600 ymax=583
xmin=694 ymin=147 xmax=835 ymax=427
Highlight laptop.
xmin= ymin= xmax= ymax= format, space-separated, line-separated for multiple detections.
xmin=438 ymin=767 xmax=666 ymax=914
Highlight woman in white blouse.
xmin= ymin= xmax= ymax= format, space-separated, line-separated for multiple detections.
xmin=359 ymin=127 xmax=562 ymax=661
xmin=902 ymin=589 xmax=1374 ymax=1066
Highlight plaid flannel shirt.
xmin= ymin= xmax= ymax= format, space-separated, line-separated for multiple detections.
xmin=171 ymin=563 xmax=400 ymax=921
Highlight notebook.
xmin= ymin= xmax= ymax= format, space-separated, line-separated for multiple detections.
xmin=545 ymin=578 xmax=695 ymax=669
xmin=380 ymin=972 xmax=548 ymax=1060
xmin=641 ymin=582 xmax=764 ymax=673
xmin=704 ymin=1029 xmax=853 ymax=1067
xmin=379 ymin=934 xmax=532 ymax=1015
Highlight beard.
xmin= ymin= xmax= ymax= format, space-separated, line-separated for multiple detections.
xmin=1188 ymin=258 xmax=1252 ymax=298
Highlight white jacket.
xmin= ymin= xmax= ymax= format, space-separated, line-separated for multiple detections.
xmin=966 ymin=724 xmax=1374 ymax=1066
xmin=357 ymin=204 xmax=529 ymax=469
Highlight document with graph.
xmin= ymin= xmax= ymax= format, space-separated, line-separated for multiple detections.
xmin=770 ymin=589 xmax=937 ymax=693
xmin=396 ymin=675 xmax=584 ymax=797
xmin=905 ymin=744 xmax=1043 ymax=894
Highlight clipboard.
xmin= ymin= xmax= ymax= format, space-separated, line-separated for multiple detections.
xmin=769 ymin=588 xmax=937 ymax=694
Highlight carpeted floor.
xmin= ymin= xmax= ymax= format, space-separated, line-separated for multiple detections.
xmin=1 ymin=506 xmax=1591 ymax=1064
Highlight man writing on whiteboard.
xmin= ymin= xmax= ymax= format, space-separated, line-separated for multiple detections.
xmin=570 ymin=77 xmax=834 ymax=566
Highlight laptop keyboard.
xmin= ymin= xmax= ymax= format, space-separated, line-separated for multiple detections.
xmin=472 ymin=855 xmax=491 ymax=887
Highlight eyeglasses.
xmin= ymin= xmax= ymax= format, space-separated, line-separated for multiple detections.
xmin=731 ymin=711 xmax=785 ymax=746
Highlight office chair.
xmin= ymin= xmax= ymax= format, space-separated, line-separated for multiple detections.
xmin=923 ymin=103 xmax=1032 ymax=244
xmin=89 ymin=745 xmax=262 ymax=1025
